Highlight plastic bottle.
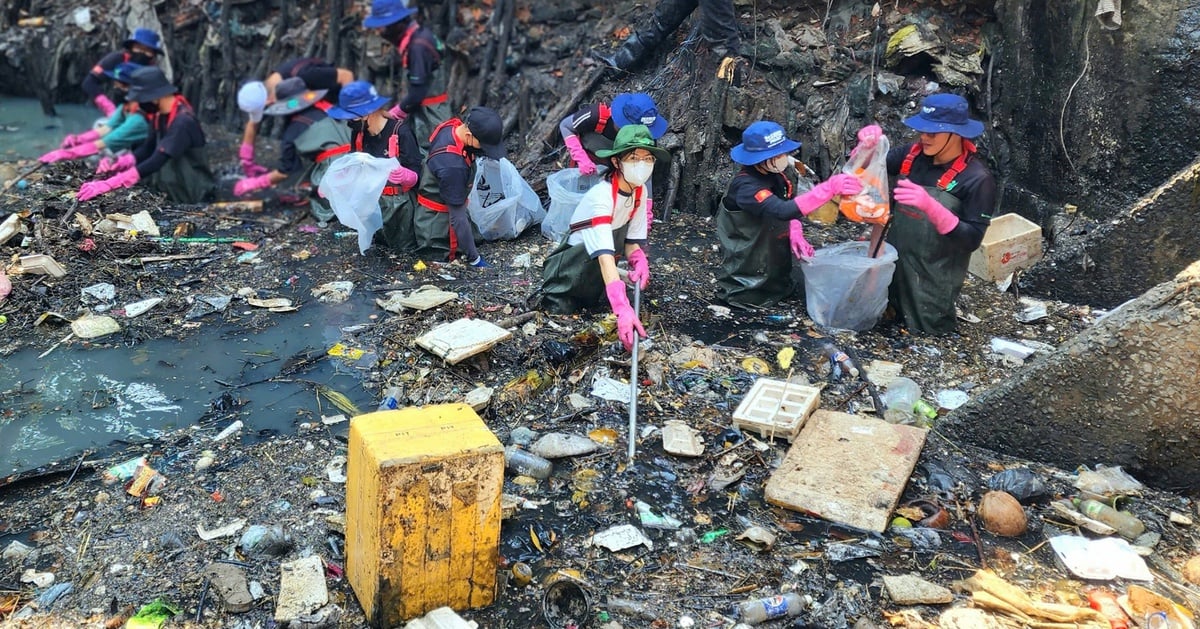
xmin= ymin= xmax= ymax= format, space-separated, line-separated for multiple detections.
xmin=1073 ymin=498 xmax=1146 ymax=539
xmin=377 ymin=386 xmax=402 ymax=411
xmin=736 ymin=592 xmax=805 ymax=625
xmin=504 ymin=445 xmax=552 ymax=479
xmin=822 ymin=343 xmax=859 ymax=379
xmin=882 ymin=377 xmax=921 ymax=424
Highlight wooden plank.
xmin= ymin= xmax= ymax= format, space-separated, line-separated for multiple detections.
xmin=764 ymin=410 xmax=926 ymax=533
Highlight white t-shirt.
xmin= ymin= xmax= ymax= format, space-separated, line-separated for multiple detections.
xmin=566 ymin=179 xmax=649 ymax=258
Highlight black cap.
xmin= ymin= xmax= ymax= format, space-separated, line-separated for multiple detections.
xmin=464 ymin=106 xmax=505 ymax=160
xmin=126 ymin=66 xmax=177 ymax=103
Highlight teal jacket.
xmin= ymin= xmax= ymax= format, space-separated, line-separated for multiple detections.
xmin=102 ymin=105 xmax=150 ymax=152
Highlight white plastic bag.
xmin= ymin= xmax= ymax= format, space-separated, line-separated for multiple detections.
xmin=468 ymin=157 xmax=545 ymax=241
xmin=802 ymin=241 xmax=899 ymax=331
xmin=317 ymin=152 xmax=396 ymax=254
xmin=543 ymin=168 xmax=602 ymax=242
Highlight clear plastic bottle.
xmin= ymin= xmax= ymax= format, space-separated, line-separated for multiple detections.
xmin=882 ymin=377 xmax=921 ymax=424
xmin=736 ymin=592 xmax=805 ymax=624
xmin=504 ymin=445 xmax=553 ymax=479
xmin=377 ymin=386 xmax=402 ymax=411
xmin=1073 ymin=498 xmax=1145 ymax=539
xmin=822 ymin=343 xmax=859 ymax=379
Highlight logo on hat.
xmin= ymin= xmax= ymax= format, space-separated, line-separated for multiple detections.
xmin=763 ymin=129 xmax=785 ymax=147
xmin=922 ymin=106 xmax=936 ymax=114
xmin=639 ymin=115 xmax=657 ymax=125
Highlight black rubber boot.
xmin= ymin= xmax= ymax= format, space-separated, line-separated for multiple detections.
xmin=592 ymin=32 xmax=650 ymax=71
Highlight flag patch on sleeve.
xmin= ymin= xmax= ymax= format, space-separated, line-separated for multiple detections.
xmin=754 ymin=189 xmax=773 ymax=203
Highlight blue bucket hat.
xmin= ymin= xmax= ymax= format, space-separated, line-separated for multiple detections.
xmin=611 ymin=93 xmax=668 ymax=139
xmin=104 ymin=62 xmax=145 ymax=84
xmin=730 ymin=121 xmax=801 ymax=166
xmin=123 ymin=28 xmax=163 ymax=54
xmin=326 ymin=81 xmax=391 ymax=119
xmin=125 ymin=66 xmax=178 ymax=103
xmin=363 ymin=0 xmax=418 ymax=28
xmin=902 ymin=93 xmax=984 ymax=139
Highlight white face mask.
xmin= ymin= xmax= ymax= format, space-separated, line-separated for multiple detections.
xmin=762 ymin=155 xmax=790 ymax=173
xmin=621 ymin=161 xmax=654 ymax=187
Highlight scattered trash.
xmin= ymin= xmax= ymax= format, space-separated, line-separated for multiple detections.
xmin=824 ymin=540 xmax=883 ymax=562
xmin=882 ymin=574 xmax=953 ymax=605
xmin=960 ymin=569 xmax=1109 ymax=625
xmin=735 ymin=526 xmax=777 ymax=551
xmin=246 ymin=296 xmax=295 ymax=310
xmin=935 ymin=389 xmax=969 ymax=410
xmin=122 ymin=297 xmax=163 ymax=318
xmin=312 ymin=280 xmax=355 ymax=303
xmin=541 ymin=572 xmax=593 ymax=629
xmin=16 ymin=253 xmax=68 ymax=277
xmin=196 ymin=519 xmax=247 ymax=541
xmin=240 ymin=524 xmax=294 ymax=557
xmin=126 ymin=461 xmax=167 ymax=498
xmin=736 ymin=592 xmax=805 ymax=624
xmin=1015 ymin=297 xmax=1049 ymax=323
xmin=203 ymin=563 xmax=254 ymax=613
xmin=125 ymin=598 xmax=180 ymax=629
xmin=81 ymin=282 xmax=116 ymax=303
xmin=19 ymin=569 xmax=54 ymax=587
xmin=325 ymin=455 xmax=347 ymax=483
xmin=274 ymin=555 xmax=329 ymax=625
xmin=978 ymin=491 xmax=1027 ymax=537
xmin=416 ymin=317 xmax=513 ymax=364
xmin=102 ymin=456 xmax=146 ymax=484
xmin=989 ymin=337 xmax=1037 ymax=361
xmin=185 ymin=294 xmax=232 ymax=320
xmin=592 ymin=524 xmax=653 ymax=553
xmin=531 ymin=432 xmax=599 ymax=459
xmin=2 ymin=540 xmax=33 ymax=562
xmin=504 ymin=445 xmax=553 ymax=479
xmin=590 ymin=376 xmax=631 ymax=403
xmin=661 ymin=420 xmax=704 ymax=457
xmin=212 ymin=420 xmax=244 ymax=442
xmin=378 ymin=284 xmax=459 ymax=312
xmin=740 ymin=356 xmax=770 ymax=374
xmin=1074 ymin=464 xmax=1144 ymax=498
xmin=1047 ymin=535 xmax=1153 ymax=581
xmin=1073 ymin=497 xmax=1145 ymax=539
xmin=732 ymin=378 xmax=820 ymax=442
xmin=636 ymin=500 xmax=682 ymax=530
xmin=986 ymin=468 xmax=1047 ymax=503
xmin=404 ymin=607 xmax=480 ymax=629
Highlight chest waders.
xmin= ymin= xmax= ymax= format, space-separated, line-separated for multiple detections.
xmin=715 ymin=171 xmax=795 ymax=309
xmin=292 ymin=111 xmax=352 ymax=223
xmin=885 ymin=142 xmax=975 ymax=334
xmin=414 ymin=119 xmax=480 ymax=260
xmin=146 ymin=97 xmax=215 ymax=204
xmin=399 ymin=26 xmax=451 ymax=152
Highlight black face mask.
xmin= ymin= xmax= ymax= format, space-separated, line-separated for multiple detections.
xmin=128 ymin=52 xmax=153 ymax=65
xmin=140 ymin=102 xmax=160 ymax=114
xmin=348 ymin=119 xmax=366 ymax=132
xmin=380 ymin=21 xmax=408 ymax=45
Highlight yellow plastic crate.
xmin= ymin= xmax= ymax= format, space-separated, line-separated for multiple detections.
xmin=346 ymin=404 xmax=504 ymax=626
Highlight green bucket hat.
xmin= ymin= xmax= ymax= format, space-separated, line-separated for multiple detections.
xmin=594 ymin=124 xmax=671 ymax=164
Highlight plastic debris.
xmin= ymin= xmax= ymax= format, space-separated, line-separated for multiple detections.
xmin=196 ymin=519 xmax=247 ymax=541
xmin=312 ymin=280 xmax=354 ymax=303
xmin=591 ymin=524 xmax=653 ymax=552
xmin=1048 ymin=535 xmax=1153 ymax=581
xmin=636 ymin=501 xmax=682 ymax=530
xmin=590 ymin=376 xmax=630 ymax=403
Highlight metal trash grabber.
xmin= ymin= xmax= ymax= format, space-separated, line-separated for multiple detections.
xmin=628 ymin=281 xmax=641 ymax=464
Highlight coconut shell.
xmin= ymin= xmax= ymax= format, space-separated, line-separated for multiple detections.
xmin=1184 ymin=555 xmax=1200 ymax=585
xmin=979 ymin=490 xmax=1027 ymax=537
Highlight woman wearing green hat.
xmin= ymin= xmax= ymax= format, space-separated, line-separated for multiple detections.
xmin=541 ymin=124 xmax=669 ymax=352
xmin=716 ymin=121 xmax=862 ymax=309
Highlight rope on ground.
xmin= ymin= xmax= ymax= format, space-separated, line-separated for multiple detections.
xmin=1059 ymin=22 xmax=1090 ymax=175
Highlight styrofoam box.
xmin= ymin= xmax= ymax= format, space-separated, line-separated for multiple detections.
xmin=968 ymin=213 xmax=1043 ymax=282
xmin=732 ymin=378 xmax=821 ymax=442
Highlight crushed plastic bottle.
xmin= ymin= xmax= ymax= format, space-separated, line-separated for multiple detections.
xmin=821 ymin=343 xmax=859 ymax=379
xmin=504 ymin=445 xmax=553 ymax=479
xmin=736 ymin=592 xmax=805 ymax=624
xmin=377 ymin=386 xmax=402 ymax=411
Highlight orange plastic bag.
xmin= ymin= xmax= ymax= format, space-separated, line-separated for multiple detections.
xmin=839 ymin=135 xmax=891 ymax=225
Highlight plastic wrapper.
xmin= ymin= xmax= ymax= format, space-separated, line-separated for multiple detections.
xmin=1074 ymin=464 xmax=1144 ymax=498
xmin=987 ymin=468 xmax=1048 ymax=503
xmin=839 ymin=135 xmax=891 ymax=224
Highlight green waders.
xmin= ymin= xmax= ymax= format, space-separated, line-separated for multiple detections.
xmin=541 ymin=224 xmax=630 ymax=314
xmin=292 ymin=117 xmax=352 ymax=223
xmin=379 ymin=189 xmax=418 ymax=253
xmin=885 ymin=186 xmax=970 ymax=334
xmin=715 ymin=207 xmax=793 ymax=309
xmin=414 ymin=119 xmax=480 ymax=260
xmin=147 ymin=146 xmax=215 ymax=204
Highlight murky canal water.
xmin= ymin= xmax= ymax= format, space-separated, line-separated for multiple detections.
xmin=0 ymin=292 xmax=380 ymax=476
xmin=0 ymin=96 xmax=102 ymax=159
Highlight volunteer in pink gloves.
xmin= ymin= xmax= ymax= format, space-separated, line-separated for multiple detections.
xmin=41 ymin=63 xmax=150 ymax=166
xmin=76 ymin=66 xmax=215 ymax=204
xmin=81 ymin=28 xmax=163 ymax=117
xmin=853 ymin=92 xmax=996 ymax=334
xmin=714 ymin=121 xmax=862 ymax=309
xmin=540 ymin=124 xmax=668 ymax=352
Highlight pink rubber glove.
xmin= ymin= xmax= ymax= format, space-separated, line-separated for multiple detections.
xmin=789 ymin=220 xmax=815 ymax=259
xmin=77 ymin=168 xmax=140 ymax=201
xmin=64 ymin=142 xmax=101 ymax=159
xmin=61 ymin=129 xmax=101 ymax=149
xmin=563 ymin=135 xmax=597 ymax=175
xmin=387 ymin=105 xmax=408 ymax=122
xmin=387 ymin=165 xmax=419 ymax=191
xmin=627 ymin=248 xmax=650 ymax=290
xmin=234 ymin=173 xmax=274 ymax=196
xmin=40 ymin=149 xmax=75 ymax=163
xmin=96 ymin=152 xmax=136 ymax=176
xmin=895 ymin=179 xmax=959 ymax=234
xmin=852 ymin=124 xmax=883 ymax=157
xmin=93 ymin=94 xmax=117 ymax=117
xmin=239 ymin=143 xmax=269 ymax=177
xmin=794 ymin=174 xmax=863 ymax=215
xmin=605 ymin=280 xmax=646 ymax=352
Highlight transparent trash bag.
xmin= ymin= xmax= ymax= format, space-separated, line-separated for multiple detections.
xmin=802 ymin=241 xmax=899 ymax=331
xmin=543 ymin=168 xmax=602 ymax=242
xmin=468 ymin=157 xmax=545 ymax=241
xmin=317 ymin=152 xmax=396 ymax=254
xmin=839 ymin=135 xmax=891 ymax=224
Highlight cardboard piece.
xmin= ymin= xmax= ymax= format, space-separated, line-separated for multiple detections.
xmin=765 ymin=410 xmax=926 ymax=532
xmin=416 ymin=318 xmax=512 ymax=365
